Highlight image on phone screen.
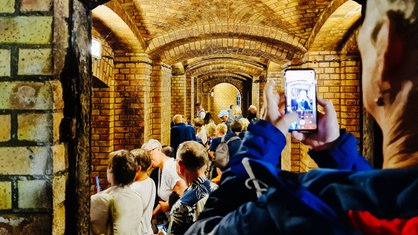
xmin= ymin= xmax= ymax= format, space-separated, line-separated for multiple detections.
xmin=284 ymin=69 xmax=318 ymax=132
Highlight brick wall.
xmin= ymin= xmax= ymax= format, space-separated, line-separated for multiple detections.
xmin=171 ymin=74 xmax=187 ymax=118
xmin=0 ymin=0 xmax=62 ymax=233
xmin=161 ymin=64 xmax=173 ymax=145
xmin=91 ymin=33 xmax=115 ymax=191
xmin=113 ymin=52 xmax=149 ymax=150
xmin=90 ymin=49 xmax=154 ymax=192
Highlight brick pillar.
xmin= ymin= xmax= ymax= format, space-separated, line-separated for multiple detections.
xmin=171 ymin=74 xmax=187 ymax=118
xmin=113 ymin=52 xmax=152 ymax=149
xmin=201 ymin=92 xmax=209 ymax=116
xmin=188 ymin=75 xmax=194 ymax=122
xmin=92 ymin=52 xmax=151 ymax=191
xmin=340 ymin=58 xmax=361 ymax=139
xmin=161 ymin=64 xmax=173 ymax=145
xmin=149 ymin=61 xmax=172 ymax=145
xmin=196 ymin=77 xmax=203 ymax=105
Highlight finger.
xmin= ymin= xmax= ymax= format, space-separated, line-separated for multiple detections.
xmin=317 ymin=97 xmax=336 ymax=116
xmin=317 ymin=96 xmax=330 ymax=110
xmin=291 ymin=131 xmax=305 ymax=142
xmin=278 ymin=112 xmax=299 ymax=134
xmin=266 ymin=81 xmax=277 ymax=107
xmin=261 ymin=82 xmax=272 ymax=119
xmin=265 ymin=81 xmax=275 ymax=99
xmin=263 ymin=81 xmax=275 ymax=105
xmin=278 ymin=90 xmax=286 ymax=110
xmin=282 ymin=112 xmax=299 ymax=124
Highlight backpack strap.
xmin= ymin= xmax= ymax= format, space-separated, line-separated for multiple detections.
xmin=241 ymin=158 xmax=338 ymax=221
xmin=225 ymin=135 xmax=240 ymax=144
xmin=242 ymin=158 xmax=268 ymax=197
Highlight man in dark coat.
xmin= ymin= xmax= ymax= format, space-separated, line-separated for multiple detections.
xmin=170 ymin=114 xmax=196 ymax=155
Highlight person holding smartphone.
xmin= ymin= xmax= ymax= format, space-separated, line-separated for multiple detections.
xmin=185 ymin=0 xmax=418 ymax=233
xmin=185 ymin=80 xmax=372 ymax=235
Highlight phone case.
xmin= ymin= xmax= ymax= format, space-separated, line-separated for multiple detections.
xmin=284 ymin=68 xmax=318 ymax=132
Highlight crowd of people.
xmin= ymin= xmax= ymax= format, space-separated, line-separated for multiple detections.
xmin=91 ymin=102 xmax=257 ymax=235
xmin=90 ymin=0 xmax=418 ymax=233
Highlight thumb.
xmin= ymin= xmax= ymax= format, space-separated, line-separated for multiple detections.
xmin=277 ymin=112 xmax=298 ymax=135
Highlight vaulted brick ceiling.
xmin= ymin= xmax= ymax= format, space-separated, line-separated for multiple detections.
xmin=92 ymin=0 xmax=362 ymax=82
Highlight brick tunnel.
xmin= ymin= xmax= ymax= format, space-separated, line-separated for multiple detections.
xmin=0 ymin=0 xmax=382 ymax=234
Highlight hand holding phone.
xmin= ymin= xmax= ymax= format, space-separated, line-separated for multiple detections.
xmin=284 ymin=69 xmax=318 ymax=132
xmin=291 ymin=96 xmax=341 ymax=151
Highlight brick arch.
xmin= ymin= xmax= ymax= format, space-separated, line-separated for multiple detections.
xmin=307 ymin=0 xmax=362 ymax=51
xmin=188 ymin=59 xmax=266 ymax=78
xmin=203 ymin=77 xmax=245 ymax=98
xmin=92 ymin=5 xmax=145 ymax=52
xmin=202 ymin=77 xmax=253 ymax=119
xmin=147 ymin=24 xmax=305 ymax=54
xmin=153 ymin=37 xmax=305 ymax=66
xmin=340 ymin=30 xmax=360 ymax=55
xmin=198 ymin=71 xmax=253 ymax=85
xmin=200 ymin=72 xmax=251 ymax=86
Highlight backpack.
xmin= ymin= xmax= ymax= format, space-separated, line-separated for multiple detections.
xmin=213 ymin=135 xmax=240 ymax=168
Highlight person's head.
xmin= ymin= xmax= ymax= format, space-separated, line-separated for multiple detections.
xmin=248 ymin=105 xmax=257 ymax=114
xmin=205 ymin=122 xmax=217 ymax=137
xmin=175 ymin=141 xmax=209 ymax=180
xmin=173 ymin=114 xmax=184 ymax=125
xmin=106 ymin=149 xmax=137 ymax=186
xmin=233 ymin=105 xmax=242 ymax=117
xmin=130 ymin=148 xmax=151 ymax=173
xmin=218 ymin=110 xmax=229 ymax=122
xmin=194 ymin=117 xmax=204 ymax=127
xmin=358 ymin=0 xmax=418 ymax=168
xmin=193 ymin=117 xmax=204 ymax=131
xmin=358 ymin=0 xmax=418 ymax=124
xmin=195 ymin=103 xmax=202 ymax=111
xmin=142 ymin=139 xmax=164 ymax=168
xmin=239 ymin=117 xmax=250 ymax=131
xmin=162 ymin=145 xmax=175 ymax=158
xmin=216 ymin=123 xmax=228 ymax=136
xmin=230 ymin=119 xmax=243 ymax=133
xmin=299 ymin=90 xmax=308 ymax=99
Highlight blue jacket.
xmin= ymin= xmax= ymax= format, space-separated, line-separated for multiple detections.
xmin=170 ymin=123 xmax=196 ymax=155
xmin=185 ymin=120 xmax=418 ymax=235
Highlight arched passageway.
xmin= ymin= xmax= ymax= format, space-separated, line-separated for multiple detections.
xmin=0 ymin=0 xmax=380 ymax=233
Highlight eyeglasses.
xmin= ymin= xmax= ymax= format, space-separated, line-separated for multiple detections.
xmin=146 ymin=147 xmax=157 ymax=153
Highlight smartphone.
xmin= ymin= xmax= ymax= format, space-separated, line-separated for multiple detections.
xmin=284 ymin=68 xmax=318 ymax=132
xmin=95 ymin=176 xmax=101 ymax=192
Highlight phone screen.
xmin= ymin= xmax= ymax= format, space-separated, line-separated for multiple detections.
xmin=284 ymin=69 xmax=318 ymax=132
